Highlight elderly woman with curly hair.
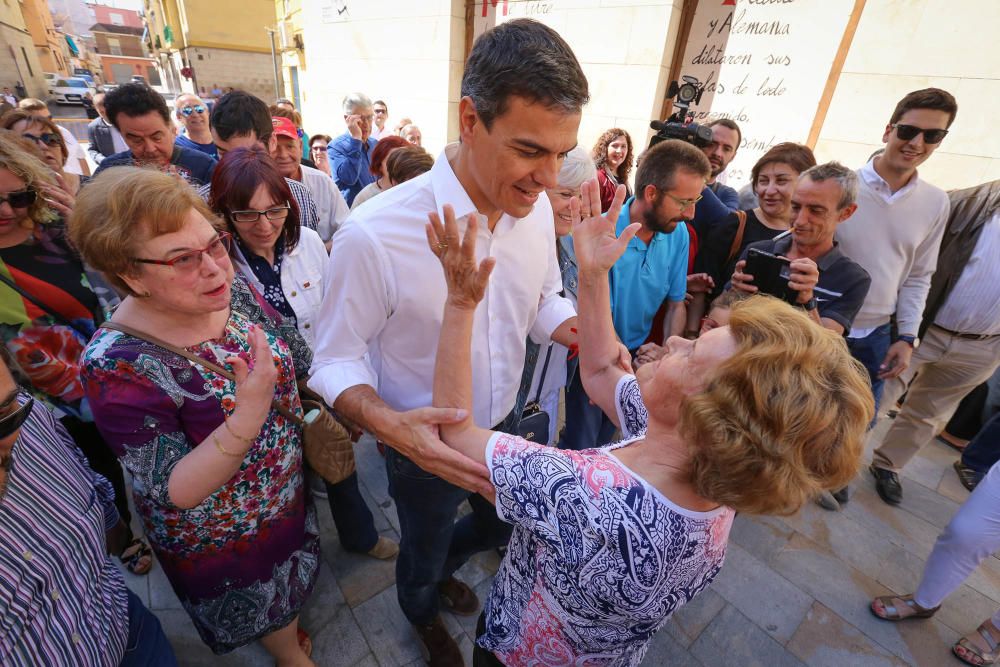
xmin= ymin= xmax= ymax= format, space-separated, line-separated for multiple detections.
xmin=592 ymin=128 xmax=634 ymax=212
xmin=0 ymin=130 xmax=154 ymax=576
xmin=425 ymin=182 xmax=873 ymax=666
xmin=73 ymin=167 xmax=319 ymax=664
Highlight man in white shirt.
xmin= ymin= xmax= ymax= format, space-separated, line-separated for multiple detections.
xmin=822 ymin=88 xmax=957 ymax=511
xmin=269 ymin=116 xmax=349 ymax=243
xmin=308 ymin=18 xmax=587 ymax=666
xmin=371 ymin=99 xmax=389 ymax=140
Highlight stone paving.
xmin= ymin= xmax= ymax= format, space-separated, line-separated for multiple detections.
xmin=123 ymin=417 xmax=995 ymax=666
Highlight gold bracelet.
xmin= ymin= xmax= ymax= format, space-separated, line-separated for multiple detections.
xmin=224 ymin=418 xmax=255 ymax=444
xmin=213 ymin=433 xmax=243 ymax=458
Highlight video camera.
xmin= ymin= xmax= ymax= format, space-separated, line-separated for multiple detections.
xmin=649 ymin=76 xmax=713 ymax=149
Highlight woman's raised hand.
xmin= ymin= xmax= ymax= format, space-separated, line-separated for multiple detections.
xmin=227 ymin=325 xmax=279 ymax=428
xmin=426 ymin=205 xmax=496 ymax=310
xmin=572 ymin=180 xmax=640 ymax=275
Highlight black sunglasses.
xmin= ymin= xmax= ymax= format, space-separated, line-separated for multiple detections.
xmin=892 ymin=124 xmax=949 ymax=145
xmin=22 ymin=132 xmax=62 ymax=148
xmin=0 ymin=189 xmax=37 ymax=209
xmin=0 ymin=391 xmax=34 ymax=440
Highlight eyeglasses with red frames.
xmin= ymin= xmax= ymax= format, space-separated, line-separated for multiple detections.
xmin=132 ymin=232 xmax=232 ymax=274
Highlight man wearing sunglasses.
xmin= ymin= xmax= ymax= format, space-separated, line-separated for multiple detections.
xmin=94 ymin=83 xmax=217 ymax=188
xmin=0 ymin=360 xmax=178 ymax=666
xmin=560 ymin=139 xmax=710 ymax=451
xmin=173 ymin=93 xmax=217 ymax=159
xmin=822 ymin=87 xmax=957 ymax=510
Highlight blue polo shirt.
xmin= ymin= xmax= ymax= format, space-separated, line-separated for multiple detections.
xmin=609 ymin=197 xmax=690 ymax=350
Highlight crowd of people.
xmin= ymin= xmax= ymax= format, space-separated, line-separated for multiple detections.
xmin=0 ymin=15 xmax=997 ymax=667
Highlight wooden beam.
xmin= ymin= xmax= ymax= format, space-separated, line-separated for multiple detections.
xmin=807 ymin=0 xmax=867 ymax=148
xmin=659 ymin=0 xmax=699 ymax=122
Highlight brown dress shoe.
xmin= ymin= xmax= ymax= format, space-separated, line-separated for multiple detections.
xmin=414 ymin=616 xmax=463 ymax=667
xmin=438 ymin=576 xmax=479 ymax=616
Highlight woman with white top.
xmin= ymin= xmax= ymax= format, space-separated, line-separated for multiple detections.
xmin=209 ymin=146 xmax=398 ymax=560
xmin=426 ymin=181 xmax=873 ymax=666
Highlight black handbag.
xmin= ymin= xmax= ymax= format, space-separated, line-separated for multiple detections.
xmin=517 ymin=344 xmax=554 ymax=445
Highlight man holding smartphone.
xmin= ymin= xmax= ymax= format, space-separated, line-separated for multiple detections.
xmin=730 ymin=162 xmax=870 ymax=335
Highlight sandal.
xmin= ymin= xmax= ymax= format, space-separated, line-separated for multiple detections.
xmin=870 ymin=593 xmax=939 ymax=620
xmin=954 ymin=620 xmax=1000 ymax=666
xmin=955 ymin=460 xmax=985 ymax=492
xmin=118 ymin=537 xmax=153 ymax=576
xmin=297 ymin=627 xmax=312 ymax=658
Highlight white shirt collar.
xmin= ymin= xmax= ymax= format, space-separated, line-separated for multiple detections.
xmin=431 ymin=143 xmax=481 ymax=221
xmin=860 ymin=157 xmax=920 ymax=202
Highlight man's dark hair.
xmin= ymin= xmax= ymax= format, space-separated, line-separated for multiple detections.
xmin=635 ymin=139 xmax=711 ymax=200
xmin=374 ymin=99 xmax=387 ymax=112
xmin=461 ymin=18 xmax=589 ymax=129
xmin=890 ymin=88 xmax=958 ymax=128
xmin=103 ymin=83 xmax=170 ymax=129
xmin=210 ymin=90 xmax=273 ymax=142
xmin=707 ymin=118 xmax=742 ymax=150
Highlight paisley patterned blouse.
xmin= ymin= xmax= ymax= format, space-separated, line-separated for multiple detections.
xmin=80 ymin=295 xmax=319 ymax=654
xmin=479 ymin=374 xmax=734 ymax=666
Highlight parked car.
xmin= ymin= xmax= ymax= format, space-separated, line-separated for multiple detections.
xmin=49 ymin=77 xmax=97 ymax=105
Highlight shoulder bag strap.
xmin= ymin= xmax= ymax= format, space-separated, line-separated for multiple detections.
xmin=531 ymin=344 xmax=555 ymax=405
xmin=99 ymin=320 xmax=304 ymax=426
xmin=725 ymin=209 xmax=748 ymax=266
xmin=0 ymin=271 xmax=92 ymax=338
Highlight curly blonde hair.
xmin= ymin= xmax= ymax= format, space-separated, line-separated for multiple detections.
xmin=591 ymin=128 xmax=633 ymax=185
xmin=0 ymin=129 xmax=57 ymax=225
xmin=681 ymin=296 xmax=873 ymax=515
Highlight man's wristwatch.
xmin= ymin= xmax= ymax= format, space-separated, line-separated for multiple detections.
xmin=801 ymin=296 xmax=817 ymax=312
xmin=898 ymin=334 xmax=918 ymax=348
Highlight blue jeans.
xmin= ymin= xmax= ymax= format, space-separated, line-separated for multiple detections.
xmin=846 ymin=324 xmax=892 ymax=427
xmin=323 ymin=471 xmax=378 ymax=553
xmin=120 ymin=589 xmax=177 ymax=667
xmin=560 ymin=369 xmax=618 ymax=451
xmin=386 ymin=448 xmax=512 ymax=626
xmin=962 ymin=412 xmax=1000 ymax=476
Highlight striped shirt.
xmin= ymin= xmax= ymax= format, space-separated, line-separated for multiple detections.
xmin=934 ymin=211 xmax=1000 ymax=336
xmin=0 ymin=402 xmax=128 ymax=666
xmin=198 ymin=177 xmax=321 ymax=232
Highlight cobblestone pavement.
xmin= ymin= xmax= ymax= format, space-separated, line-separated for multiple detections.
xmin=124 ymin=417 xmax=991 ymax=666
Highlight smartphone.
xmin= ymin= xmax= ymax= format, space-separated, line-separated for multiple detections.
xmin=744 ymin=248 xmax=794 ymax=302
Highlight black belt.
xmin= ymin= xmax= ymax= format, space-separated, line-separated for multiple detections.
xmin=933 ymin=324 xmax=1000 ymax=341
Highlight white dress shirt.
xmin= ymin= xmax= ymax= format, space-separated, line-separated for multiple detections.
xmin=57 ymin=125 xmax=85 ymax=175
xmin=934 ymin=211 xmax=1000 ymax=336
xmin=308 ymin=143 xmax=576 ymax=428
xmin=299 ymin=164 xmax=350 ymax=242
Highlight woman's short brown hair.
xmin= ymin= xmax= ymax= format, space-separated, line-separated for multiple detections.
xmin=386 ymin=145 xmax=433 ymax=184
xmin=750 ymin=142 xmax=816 ymax=188
xmin=0 ymin=110 xmax=69 ymax=164
xmin=70 ymin=166 xmax=222 ymax=296
xmin=681 ymin=296 xmax=873 ymax=515
xmin=0 ymin=129 xmax=57 ymax=225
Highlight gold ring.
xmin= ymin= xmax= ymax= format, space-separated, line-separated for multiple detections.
xmin=437 ymin=242 xmax=448 ymax=251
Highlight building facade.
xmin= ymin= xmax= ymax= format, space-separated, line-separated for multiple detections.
xmin=88 ymin=5 xmax=158 ymax=87
xmin=0 ymin=0 xmax=49 ymax=97
xmin=275 ymin=0 xmax=304 ymax=108
xmin=143 ymin=0 xmax=279 ymax=100
xmin=20 ymin=0 xmax=72 ymax=77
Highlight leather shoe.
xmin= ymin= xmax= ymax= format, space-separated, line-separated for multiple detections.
xmin=366 ymin=536 xmax=399 ymax=560
xmin=832 ymin=486 xmax=849 ymax=504
xmin=815 ymin=490 xmax=840 ymax=511
xmin=870 ymin=465 xmax=902 ymax=505
xmin=414 ymin=617 xmax=463 ymax=667
xmin=438 ymin=576 xmax=479 ymax=616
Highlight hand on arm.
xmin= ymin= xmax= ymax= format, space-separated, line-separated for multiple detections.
xmin=167 ymin=326 xmax=277 ymax=509
xmin=574 ymin=179 xmax=640 ymax=427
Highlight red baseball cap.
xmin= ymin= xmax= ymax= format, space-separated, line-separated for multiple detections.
xmin=271 ymin=116 xmax=298 ymax=140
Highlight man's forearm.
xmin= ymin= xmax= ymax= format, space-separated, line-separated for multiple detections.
xmin=333 ymin=384 xmax=398 ymax=442
xmin=550 ymin=316 xmax=578 ymax=348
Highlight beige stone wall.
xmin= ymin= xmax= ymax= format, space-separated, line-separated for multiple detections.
xmin=182 ymin=46 xmax=277 ymax=102
xmin=815 ymin=0 xmax=1000 ymax=191
xmin=0 ymin=25 xmax=49 ymax=97
xmin=299 ymin=0 xmax=465 ymax=152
